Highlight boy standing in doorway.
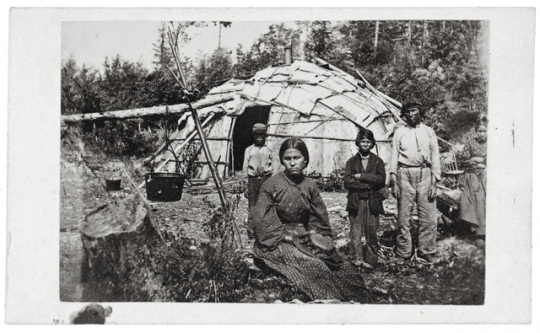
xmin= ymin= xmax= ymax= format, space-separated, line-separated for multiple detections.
xmin=243 ymin=123 xmax=273 ymax=238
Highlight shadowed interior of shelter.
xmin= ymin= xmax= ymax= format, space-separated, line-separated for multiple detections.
xmin=231 ymin=106 xmax=271 ymax=172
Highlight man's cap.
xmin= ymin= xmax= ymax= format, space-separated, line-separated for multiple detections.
xmin=402 ymin=99 xmax=422 ymax=112
xmin=252 ymin=123 xmax=267 ymax=134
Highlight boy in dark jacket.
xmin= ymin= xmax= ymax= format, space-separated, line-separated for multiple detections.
xmin=343 ymin=128 xmax=386 ymax=267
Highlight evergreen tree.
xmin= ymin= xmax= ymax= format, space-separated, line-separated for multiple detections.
xmin=100 ymin=55 xmax=148 ymax=111
xmin=61 ymin=58 xmax=102 ymax=115
xmin=152 ymin=23 xmax=174 ymax=71
xmin=193 ymin=48 xmax=233 ymax=95
xmin=233 ymin=23 xmax=302 ymax=78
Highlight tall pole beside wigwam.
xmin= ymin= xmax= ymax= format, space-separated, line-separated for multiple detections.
xmin=374 ymin=21 xmax=380 ymax=55
xmin=165 ymin=26 xmax=227 ymax=210
xmin=218 ymin=21 xmax=221 ymax=49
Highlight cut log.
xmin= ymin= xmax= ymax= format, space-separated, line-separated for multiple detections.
xmin=78 ymin=194 xmax=163 ymax=301
xmin=61 ymin=95 xmax=233 ymax=124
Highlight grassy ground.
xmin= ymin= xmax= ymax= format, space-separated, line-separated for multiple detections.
xmin=60 ymin=145 xmax=484 ymax=304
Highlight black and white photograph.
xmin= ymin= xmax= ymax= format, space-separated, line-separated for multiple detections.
xmin=6 ymin=6 xmax=535 ymax=325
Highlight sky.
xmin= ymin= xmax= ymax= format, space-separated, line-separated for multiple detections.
xmin=61 ymin=21 xmax=297 ymax=72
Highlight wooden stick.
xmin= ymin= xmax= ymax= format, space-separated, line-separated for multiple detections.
xmin=192 ymin=161 xmax=229 ymax=165
xmin=317 ymin=100 xmax=360 ymax=126
xmin=61 ymin=95 xmax=233 ymax=123
xmin=165 ymin=64 xmax=184 ymax=89
xmin=266 ymin=118 xmax=345 ymax=126
xmin=239 ymin=93 xmax=306 ymax=117
xmin=166 ymin=29 xmax=228 ymax=210
xmin=284 ymin=83 xmax=299 ymax=133
xmin=437 ymin=136 xmax=459 ymax=148
xmin=224 ymin=116 xmax=237 ymax=179
xmin=155 ymin=118 xmax=216 ymax=173
xmin=144 ymin=113 xmax=215 ymax=164
xmin=170 ymin=44 xmax=226 ymax=207
xmin=167 ymin=29 xmax=187 ymax=87
xmin=175 ymin=137 xmax=230 ymax=141
xmin=355 ymin=69 xmax=402 ymax=108
xmin=302 ymin=114 xmax=337 ymax=136
xmin=266 ymin=132 xmax=392 ymax=142
xmin=139 ymin=114 xmax=216 ymax=188
xmin=189 ymin=101 xmax=227 ymax=208
xmin=314 ymin=57 xmax=359 ymax=87
xmin=230 ymin=141 xmax=234 ymax=180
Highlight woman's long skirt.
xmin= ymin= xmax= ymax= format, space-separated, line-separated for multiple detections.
xmin=253 ymin=225 xmax=372 ymax=303
xmin=458 ymin=170 xmax=486 ymax=236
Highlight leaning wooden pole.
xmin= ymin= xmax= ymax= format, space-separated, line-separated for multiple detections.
xmin=188 ymin=99 xmax=227 ymax=208
xmin=165 ymin=32 xmax=241 ymax=251
xmin=163 ymin=35 xmax=228 ymax=210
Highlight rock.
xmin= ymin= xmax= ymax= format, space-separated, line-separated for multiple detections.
xmin=335 ymin=238 xmax=348 ymax=249
xmin=327 ymin=205 xmax=344 ymax=213
xmin=289 ymin=299 xmax=304 ymax=304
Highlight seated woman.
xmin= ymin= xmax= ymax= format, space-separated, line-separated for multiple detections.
xmin=458 ymin=120 xmax=487 ymax=239
xmin=252 ymin=137 xmax=372 ymax=303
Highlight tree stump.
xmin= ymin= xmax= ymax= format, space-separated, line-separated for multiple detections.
xmin=79 ymin=194 xmax=164 ymax=301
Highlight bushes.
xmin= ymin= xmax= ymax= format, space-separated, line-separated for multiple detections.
xmin=80 ymin=121 xmax=161 ymax=158
xmin=446 ymin=111 xmax=484 ymax=142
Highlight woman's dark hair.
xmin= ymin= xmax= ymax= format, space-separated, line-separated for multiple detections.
xmin=355 ymin=128 xmax=376 ymax=147
xmin=279 ymin=137 xmax=309 ymax=166
xmin=475 ymin=115 xmax=488 ymax=130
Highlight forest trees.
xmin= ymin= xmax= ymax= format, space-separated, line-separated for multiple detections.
xmin=194 ymin=48 xmax=234 ymax=96
xmin=61 ymin=58 xmax=103 ymax=116
xmin=62 ymin=20 xmax=489 ymax=149
xmin=233 ymin=23 xmax=303 ymax=79
xmin=335 ymin=20 xmax=488 ymax=140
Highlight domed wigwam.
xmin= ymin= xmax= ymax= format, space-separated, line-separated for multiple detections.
xmin=151 ymin=58 xmax=402 ymax=180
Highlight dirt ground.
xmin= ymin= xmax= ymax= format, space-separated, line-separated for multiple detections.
xmin=60 ymin=147 xmax=485 ymax=304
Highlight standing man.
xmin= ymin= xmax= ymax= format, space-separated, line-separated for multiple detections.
xmin=390 ymin=100 xmax=441 ymax=263
xmin=243 ymin=123 xmax=273 ymax=238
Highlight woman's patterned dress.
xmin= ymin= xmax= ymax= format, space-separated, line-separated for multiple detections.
xmin=458 ymin=137 xmax=487 ymax=235
xmin=252 ymin=172 xmax=372 ymax=303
